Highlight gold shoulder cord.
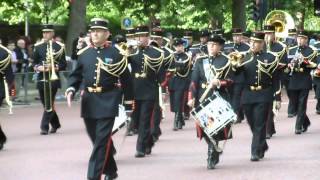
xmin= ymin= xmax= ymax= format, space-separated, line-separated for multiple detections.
xmin=53 ymin=42 xmax=65 ymax=63
xmin=210 ymin=53 xmax=231 ymax=79
xmin=0 ymin=45 xmax=13 ymax=114
xmin=163 ymin=47 xmax=174 ymax=67
xmin=143 ymin=52 xmax=164 ymax=73
xmin=257 ymin=54 xmax=279 ymax=85
xmin=97 ymin=55 xmax=128 ymax=78
xmin=176 ymin=53 xmax=192 ymax=78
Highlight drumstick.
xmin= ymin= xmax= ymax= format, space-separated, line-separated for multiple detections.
xmin=199 ymin=72 xmax=221 ymax=103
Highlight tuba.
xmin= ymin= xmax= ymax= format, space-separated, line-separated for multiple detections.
xmin=264 ymin=10 xmax=295 ymax=41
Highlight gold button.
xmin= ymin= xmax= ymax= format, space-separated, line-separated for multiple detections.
xmin=94 ymin=77 xmax=96 ymax=79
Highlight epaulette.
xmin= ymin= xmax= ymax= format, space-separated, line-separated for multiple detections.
xmin=152 ymin=46 xmax=164 ymax=53
xmin=34 ymin=41 xmax=45 ymax=47
xmin=277 ymin=41 xmax=287 ymax=50
xmin=163 ymin=46 xmax=174 ymax=54
xmin=309 ymin=45 xmax=318 ymax=52
xmin=194 ymin=54 xmax=208 ymax=63
xmin=77 ymin=45 xmax=90 ymax=56
xmin=0 ymin=44 xmax=12 ymax=54
xmin=55 ymin=41 xmax=65 ymax=47
xmin=289 ymin=45 xmax=298 ymax=50
xmin=191 ymin=43 xmax=200 ymax=47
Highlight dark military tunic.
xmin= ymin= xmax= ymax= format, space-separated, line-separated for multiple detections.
xmin=313 ymin=42 xmax=320 ymax=113
xmin=236 ymin=51 xmax=280 ymax=157
xmin=190 ymin=53 xmax=232 ymax=142
xmin=287 ymin=45 xmax=318 ymax=132
xmin=168 ymin=52 xmax=192 ymax=112
xmin=265 ymin=41 xmax=287 ymax=137
xmin=67 ymin=44 xmax=133 ymax=179
xmin=32 ymin=40 xmax=67 ymax=132
xmin=189 ymin=43 xmax=208 ymax=58
xmin=0 ymin=44 xmax=13 ymax=148
xmin=224 ymin=42 xmax=250 ymax=121
xmin=0 ymin=44 xmax=13 ymax=106
xmin=128 ymin=45 xmax=164 ymax=153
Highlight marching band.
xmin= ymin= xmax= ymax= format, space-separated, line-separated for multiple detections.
xmin=1 ymin=12 xmax=320 ymax=179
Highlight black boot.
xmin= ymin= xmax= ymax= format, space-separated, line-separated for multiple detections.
xmin=173 ymin=113 xmax=179 ymax=131
xmin=0 ymin=127 xmax=6 ymax=151
xmin=177 ymin=112 xmax=183 ymax=129
xmin=207 ymin=142 xmax=219 ymax=169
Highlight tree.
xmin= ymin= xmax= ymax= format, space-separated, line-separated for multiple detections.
xmin=232 ymin=0 xmax=246 ymax=30
xmin=65 ymin=0 xmax=87 ymax=56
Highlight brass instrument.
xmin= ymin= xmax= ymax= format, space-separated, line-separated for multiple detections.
xmin=228 ymin=51 xmax=246 ymax=66
xmin=264 ymin=10 xmax=295 ymax=40
xmin=0 ymin=45 xmax=13 ymax=114
xmin=42 ymin=40 xmax=59 ymax=112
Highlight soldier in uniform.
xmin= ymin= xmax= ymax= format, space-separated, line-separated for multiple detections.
xmin=189 ymin=29 xmax=209 ymax=59
xmin=66 ymin=18 xmax=133 ymax=180
xmin=32 ymin=24 xmax=67 ymax=135
xmin=242 ymin=30 xmax=252 ymax=44
xmin=287 ymin=30 xmax=318 ymax=134
xmin=188 ymin=35 xmax=233 ymax=169
xmin=264 ymin=25 xmax=287 ymax=139
xmin=183 ymin=31 xmax=193 ymax=52
xmin=284 ymin=28 xmax=298 ymax=118
xmin=285 ymin=29 xmax=298 ymax=48
xmin=128 ymin=25 xmax=164 ymax=158
xmin=163 ymin=38 xmax=192 ymax=130
xmin=149 ymin=27 xmax=173 ymax=141
xmin=233 ymin=32 xmax=281 ymax=161
xmin=313 ymin=39 xmax=320 ymax=114
xmin=225 ymin=28 xmax=250 ymax=123
xmin=0 ymin=43 xmax=13 ymax=150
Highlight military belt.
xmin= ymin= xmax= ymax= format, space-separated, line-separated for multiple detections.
xmin=248 ymin=84 xmax=270 ymax=91
xmin=135 ymin=72 xmax=147 ymax=78
xmin=201 ymin=83 xmax=209 ymax=89
xmin=87 ymin=85 xmax=117 ymax=93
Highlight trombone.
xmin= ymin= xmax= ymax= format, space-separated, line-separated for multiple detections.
xmin=42 ymin=40 xmax=59 ymax=112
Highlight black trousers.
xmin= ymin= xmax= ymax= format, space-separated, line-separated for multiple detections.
xmin=135 ymin=100 xmax=155 ymax=152
xmin=287 ymin=90 xmax=297 ymax=116
xmin=230 ymin=83 xmax=244 ymax=120
xmin=38 ymin=84 xmax=61 ymax=131
xmin=128 ymin=103 xmax=139 ymax=132
xmin=290 ymin=90 xmax=311 ymax=130
xmin=315 ymin=85 xmax=320 ymax=112
xmin=86 ymin=118 xmax=117 ymax=180
xmin=243 ymin=102 xmax=270 ymax=156
xmin=266 ymin=105 xmax=276 ymax=136
xmin=151 ymin=102 xmax=162 ymax=138
xmin=0 ymin=125 xmax=6 ymax=144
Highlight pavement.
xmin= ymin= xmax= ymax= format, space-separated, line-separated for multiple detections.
xmin=0 ymin=90 xmax=320 ymax=180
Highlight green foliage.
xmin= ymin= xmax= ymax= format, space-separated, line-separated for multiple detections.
xmin=1 ymin=0 xmax=320 ymax=31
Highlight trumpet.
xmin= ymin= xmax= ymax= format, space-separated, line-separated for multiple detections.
xmin=228 ymin=51 xmax=245 ymax=66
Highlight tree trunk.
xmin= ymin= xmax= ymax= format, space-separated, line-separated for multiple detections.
xmin=232 ymin=0 xmax=246 ymax=30
xmin=65 ymin=0 xmax=87 ymax=56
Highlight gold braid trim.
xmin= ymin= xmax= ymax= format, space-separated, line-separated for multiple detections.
xmin=97 ymin=55 xmax=128 ymax=78
xmin=143 ymin=52 xmax=164 ymax=73
xmin=176 ymin=53 xmax=192 ymax=78
xmin=53 ymin=42 xmax=65 ymax=62
xmin=0 ymin=45 xmax=11 ymax=74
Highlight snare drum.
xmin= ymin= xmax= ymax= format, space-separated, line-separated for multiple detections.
xmin=112 ymin=105 xmax=130 ymax=135
xmin=191 ymin=92 xmax=237 ymax=139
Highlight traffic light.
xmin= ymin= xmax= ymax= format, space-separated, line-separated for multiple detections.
xmin=248 ymin=0 xmax=261 ymax=22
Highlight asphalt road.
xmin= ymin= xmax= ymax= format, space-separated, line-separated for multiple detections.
xmin=0 ymin=91 xmax=319 ymax=180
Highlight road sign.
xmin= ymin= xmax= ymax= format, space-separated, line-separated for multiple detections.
xmin=121 ymin=17 xmax=133 ymax=29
